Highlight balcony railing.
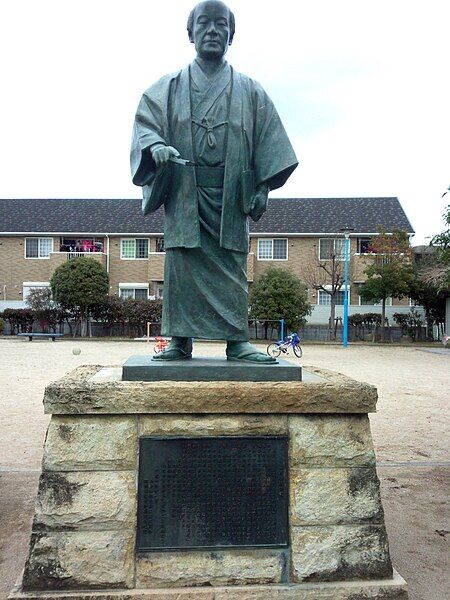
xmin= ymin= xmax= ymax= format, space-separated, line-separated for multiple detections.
xmin=49 ymin=252 xmax=107 ymax=271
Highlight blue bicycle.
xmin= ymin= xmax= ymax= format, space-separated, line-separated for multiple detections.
xmin=267 ymin=333 xmax=302 ymax=359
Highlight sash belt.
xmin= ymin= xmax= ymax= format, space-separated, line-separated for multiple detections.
xmin=195 ymin=166 xmax=225 ymax=188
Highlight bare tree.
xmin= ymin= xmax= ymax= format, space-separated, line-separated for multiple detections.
xmin=304 ymin=239 xmax=353 ymax=340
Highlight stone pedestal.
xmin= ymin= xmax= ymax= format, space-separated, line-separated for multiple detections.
xmin=10 ymin=364 xmax=408 ymax=599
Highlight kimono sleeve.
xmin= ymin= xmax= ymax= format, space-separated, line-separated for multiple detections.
xmin=130 ymin=76 xmax=173 ymax=187
xmin=251 ymin=84 xmax=298 ymax=191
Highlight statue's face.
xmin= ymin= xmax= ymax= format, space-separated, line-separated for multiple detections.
xmin=190 ymin=1 xmax=232 ymax=60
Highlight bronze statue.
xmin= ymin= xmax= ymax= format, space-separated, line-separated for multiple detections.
xmin=131 ymin=0 xmax=298 ymax=362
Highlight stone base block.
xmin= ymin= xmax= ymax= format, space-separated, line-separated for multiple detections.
xmin=13 ymin=365 xmax=407 ymax=598
xmin=122 ymin=356 xmax=302 ymax=382
xmin=10 ymin=571 xmax=408 ymax=599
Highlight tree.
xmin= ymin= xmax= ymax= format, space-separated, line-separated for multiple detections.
xmin=26 ymin=287 xmax=59 ymax=333
xmin=50 ymin=257 xmax=109 ymax=337
xmin=408 ymin=204 xmax=449 ymax=339
xmin=423 ymin=204 xmax=450 ymax=294
xmin=122 ymin=299 xmax=163 ymax=337
xmin=249 ymin=267 xmax=311 ymax=336
xmin=91 ymin=295 xmax=127 ymax=336
xmin=393 ymin=309 xmax=425 ymax=341
xmin=409 ymin=264 xmax=446 ymax=339
xmin=303 ymin=239 xmax=352 ymax=340
xmin=359 ymin=229 xmax=414 ymax=342
xmin=1 ymin=308 xmax=34 ymax=334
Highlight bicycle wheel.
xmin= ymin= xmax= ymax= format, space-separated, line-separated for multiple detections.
xmin=293 ymin=344 xmax=302 ymax=358
xmin=267 ymin=343 xmax=281 ymax=358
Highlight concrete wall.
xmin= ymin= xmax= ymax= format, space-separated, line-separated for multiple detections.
xmin=308 ymin=304 xmax=425 ymax=325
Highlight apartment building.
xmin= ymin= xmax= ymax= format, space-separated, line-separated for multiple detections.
xmin=0 ymin=197 xmax=416 ymax=323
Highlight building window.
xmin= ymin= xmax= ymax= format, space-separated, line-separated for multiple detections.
xmin=23 ymin=282 xmax=51 ymax=301
xmin=318 ymin=238 xmax=345 ymax=261
xmin=119 ymin=285 xmax=149 ymax=300
xmin=359 ymin=296 xmax=391 ymax=306
xmin=357 ymin=237 xmax=372 ymax=254
xmin=318 ymin=290 xmax=346 ymax=305
xmin=121 ymin=238 xmax=149 ymax=259
xmin=155 ymin=237 xmax=165 ymax=253
xmin=25 ymin=238 xmax=53 ymax=259
xmin=257 ymin=238 xmax=288 ymax=260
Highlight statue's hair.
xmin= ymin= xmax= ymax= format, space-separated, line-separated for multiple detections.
xmin=187 ymin=1 xmax=235 ymax=42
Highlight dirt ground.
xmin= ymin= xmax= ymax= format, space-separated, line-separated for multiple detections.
xmin=0 ymin=338 xmax=448 ymax=600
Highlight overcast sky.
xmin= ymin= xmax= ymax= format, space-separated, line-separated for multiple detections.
xmin=1 ymin=0 xmax=449 ymax=243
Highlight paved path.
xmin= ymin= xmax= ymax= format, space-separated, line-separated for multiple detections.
xmin=0 ymin=339 xmax=448 ymax=599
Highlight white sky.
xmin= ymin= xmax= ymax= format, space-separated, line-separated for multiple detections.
xmin=1 ymin=0 xmax=449 ymax=243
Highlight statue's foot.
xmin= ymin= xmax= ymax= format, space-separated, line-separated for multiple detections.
xmin=226 ymin=341 xmax=277 ymax=364
xmin=152 ymin=337 xmax=192 ymax=361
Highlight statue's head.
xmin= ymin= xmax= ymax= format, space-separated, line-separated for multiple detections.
xmin=187 ymin=1 xmax=235 ymax=60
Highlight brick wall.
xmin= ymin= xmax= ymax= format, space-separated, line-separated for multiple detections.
xmin=0 ymin=234 xmax=412 ymax=309
xmin=108 ymin=236 xmax=150 ymax=295
xmin=0 ymin=236 xmax=59 ymax=301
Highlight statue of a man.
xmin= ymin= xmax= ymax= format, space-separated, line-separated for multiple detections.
xmin=131 ymin=0 xmax=298 ymax=362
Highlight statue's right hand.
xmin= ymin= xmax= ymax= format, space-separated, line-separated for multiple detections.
xmin=151 ymin=145 xmax=180 ymax=167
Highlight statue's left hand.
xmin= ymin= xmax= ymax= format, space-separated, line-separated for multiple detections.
xmin=249 ymin=184 xmax=269 ymax=222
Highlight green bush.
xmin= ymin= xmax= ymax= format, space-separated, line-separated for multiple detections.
xmin=249 ymin=267 xmax=311 ymax=335
xmin=2 ymin=308 xmax=34 ymax=334
xmin=393 ymin=309 xmax=424 ymax=341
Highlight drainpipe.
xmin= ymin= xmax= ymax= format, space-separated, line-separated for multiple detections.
xmin=3 ymin=285 xmax=6 ymax=301
xmin=105 ymin=234 xmax=110 ymax=274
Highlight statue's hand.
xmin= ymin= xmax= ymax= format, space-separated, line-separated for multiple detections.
xmin=151 ymin=144 xmax=180 ymax=167
xmin=249 ymin=184 xmax=269 ymax=222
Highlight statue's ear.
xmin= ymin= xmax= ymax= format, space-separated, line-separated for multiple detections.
xmin=188 ymin=31 xmax=194 ymax=44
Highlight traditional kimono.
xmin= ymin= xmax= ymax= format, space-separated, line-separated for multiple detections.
xmin=131 ymin=60 xmax=298 ymax=340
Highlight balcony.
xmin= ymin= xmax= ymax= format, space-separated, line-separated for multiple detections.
xmin=49 ymin=251 xmax=107 ymax=274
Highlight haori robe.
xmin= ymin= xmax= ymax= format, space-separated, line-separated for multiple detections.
xmin=131 ymin=60 xmax=298 ymax=340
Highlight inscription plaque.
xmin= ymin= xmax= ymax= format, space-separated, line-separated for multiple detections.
xmin=137 ymin=436 xmax=289 ymax=551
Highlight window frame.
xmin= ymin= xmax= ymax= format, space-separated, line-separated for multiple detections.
xmin=22 ymin=282 xmax=51 ymax=301
xmin=356 ymin=237 xmax=372 ymax=254
xmin=155 ymin=237 xmax=165 ymax=253
xmin=24 ymin=237 xmax=53 ymax=259
xmin=358 ymin=296 xmax=392 ymax=307
xmin=120 ymin=238 xmax=149 ymax=260
xmin=318 ymin=238 xmax=345 ymax=261
xmin=257 ymin=238 xmax=288 ymax=261
xmin=317 ymin=287 xmax=347 ymax=306
xmin=119 ymin=283 xmax=149 ymax=300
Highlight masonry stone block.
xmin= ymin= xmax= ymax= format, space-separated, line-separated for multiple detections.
xmin=33 ymin=471 xmax=136 ymax=531
xmin=139 ymin=414 xmax=288 ymax=437
xmin=291 ymin=525 xmax=392 ymax=582
xmin=42 ymin=416 xmax=137 ymax=471
xmin=136 ymin=550 xmax=286 ymax=588
xmin=22 ymin=531 xmax=135 ymax=590
xmin=289 ymin=415 xmax=375 ymax=468
xmin=290 ymin=467 xmax=384 ymax=525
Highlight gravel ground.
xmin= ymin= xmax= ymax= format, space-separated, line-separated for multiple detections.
xmin=0 ymin=338 xmax=448 ymax=599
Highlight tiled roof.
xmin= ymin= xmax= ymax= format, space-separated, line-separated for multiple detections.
xmin=0 ymin=197 xmax=414 ymax=235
